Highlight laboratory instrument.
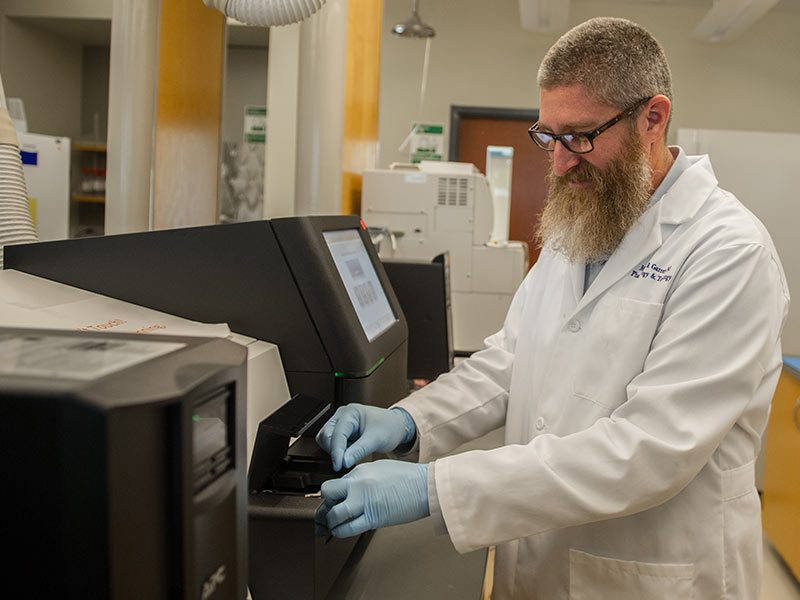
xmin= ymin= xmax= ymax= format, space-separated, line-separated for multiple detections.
xmin=362 ymin=161 xmax=528 ymax=352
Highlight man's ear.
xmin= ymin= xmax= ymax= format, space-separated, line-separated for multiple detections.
xmin=640 ymin=95 xmax=671 ymax=144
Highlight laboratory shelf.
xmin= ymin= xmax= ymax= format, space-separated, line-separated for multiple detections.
xmin=71 ymin=194 xmax=105 ymax=204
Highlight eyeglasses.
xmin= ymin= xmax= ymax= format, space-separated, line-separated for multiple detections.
xmin=528 ymin=97 xmax=651 ymax=154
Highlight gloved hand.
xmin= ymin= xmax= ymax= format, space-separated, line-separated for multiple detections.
xmin=315 ymin=404 xmax=415 ymax=472
xmin=315 ymin=460 xmax=429 ymax=538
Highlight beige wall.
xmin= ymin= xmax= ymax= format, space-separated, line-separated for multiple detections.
xmin=0 ymin=0 xmax=112 ymax=139
xmin=0 ymin=18 xmax=83 ymax=139
xmin=223 ymin=46 xmax=268 ymax=145
xmin=378 ymin=0 xmax=800 ymax=168
xmin=81 ymin=45 xmax=110 ymax=142
xmin=0 ymin=0 xmax=111 ymax=19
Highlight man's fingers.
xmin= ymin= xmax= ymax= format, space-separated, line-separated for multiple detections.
xmin=342 ymin=438 xmax=371 ymax=469
xmin=325 ymin=496 xmax=364 ymax=533
xmin=320 ymin=477 xmax=349 ymax=504
xmin=314 ymin=501 xmax=332 ymax=536
xmin=329 ymin=418 xmax=359 ymax=472
xmin=331 ymin=514 xmax=370 ymax=538
xmin=322 ymin=475 xmax=367 ymax=534
xmin=314 ymin=417 xmax=336 ymax=453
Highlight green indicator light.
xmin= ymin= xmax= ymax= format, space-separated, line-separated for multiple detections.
xmin=366 ymin=358 xmax=385 ymax=377
xmin=192 ymin=414 xmax=200 ymax=421
xmin=332 ymin=358 xmax=385 ymax=379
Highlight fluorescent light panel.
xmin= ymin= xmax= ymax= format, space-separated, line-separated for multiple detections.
xmin=694 ymin=0 xmax=780 ymax=42
xmin=519 ymin=0 xmax=570 ymax=33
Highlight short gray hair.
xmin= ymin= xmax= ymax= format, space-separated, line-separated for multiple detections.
xmin=537 ymin=17 xmax=673 ymax=120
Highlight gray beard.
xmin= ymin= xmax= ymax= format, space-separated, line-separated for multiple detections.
xmin=535 ymin=136 xmax=653 ymax=264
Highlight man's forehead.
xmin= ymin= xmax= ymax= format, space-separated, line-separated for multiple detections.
xmin=538 ymin=85 xmax=616 ymax=131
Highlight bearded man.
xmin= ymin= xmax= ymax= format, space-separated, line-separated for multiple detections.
xmin=314 ymin=17 xmax=789 ymax=600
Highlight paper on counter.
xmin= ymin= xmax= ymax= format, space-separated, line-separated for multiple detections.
xmin=0 ymin=269 xmax=231 ymax=338
xmin=1 ymin=269 xmax=294 ymax=473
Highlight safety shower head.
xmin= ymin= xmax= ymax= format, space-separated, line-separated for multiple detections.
xmin=392 ymin=0 xmax=435 ymax=38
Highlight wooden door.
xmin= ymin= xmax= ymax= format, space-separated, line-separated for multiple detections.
xmin=450 ymin=106 xmax=550 ymax=267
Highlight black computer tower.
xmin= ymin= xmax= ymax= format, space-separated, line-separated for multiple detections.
xmin=0 ymin=328 xmax=248 ymax=600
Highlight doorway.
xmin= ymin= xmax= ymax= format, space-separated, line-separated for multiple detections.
xmin=449 ymin=106 xmax=550 ymax=267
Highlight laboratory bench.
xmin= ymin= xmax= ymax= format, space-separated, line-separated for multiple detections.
xmin=762 ymin=357 xmax=800 ymax=582
xmin=324 ymin=427 xmax=503 ymax=599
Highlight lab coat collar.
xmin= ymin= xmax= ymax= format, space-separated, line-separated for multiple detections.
xmin=570 ymin=153 xmax=719 ymax=313
xmin=658 ymin=154 xmax=718 ymax=225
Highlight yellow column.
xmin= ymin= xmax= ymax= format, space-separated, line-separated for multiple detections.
xmin=341 ymin=0 xmax=382 ymax=216
xmin=153 ymin=0 xmax=225 ymax=229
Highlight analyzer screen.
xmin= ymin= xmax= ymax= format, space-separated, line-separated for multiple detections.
xmin=323 ymin=229 xmax=397 ymax=342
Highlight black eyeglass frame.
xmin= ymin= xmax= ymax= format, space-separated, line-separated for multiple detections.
xmin=528 ymin=96 xmax=652 ymax=154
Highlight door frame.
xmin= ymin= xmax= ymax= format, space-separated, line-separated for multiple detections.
xmin=448 ymin=105 xmax=540 ymax=161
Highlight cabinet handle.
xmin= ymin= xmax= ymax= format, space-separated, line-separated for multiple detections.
xmin=794 ymin=396 xmax=800 ymax=431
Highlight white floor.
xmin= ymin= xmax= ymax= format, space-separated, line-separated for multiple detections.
xmin=762 ymin=537 xmax=800 ymax=600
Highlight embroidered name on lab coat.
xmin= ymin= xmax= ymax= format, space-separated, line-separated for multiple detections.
xmin=630 ymin=262 xmax=673 ymax=282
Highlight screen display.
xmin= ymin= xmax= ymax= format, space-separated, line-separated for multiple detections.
xmin=323 ymin=229 xmax=397 ymax=342
xmin=193 ymin=392 xmax=229 ymax=466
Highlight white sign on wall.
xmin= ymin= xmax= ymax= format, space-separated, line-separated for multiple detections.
xmin=409 ymin=123 xmax=444 ymax=163
xmin=244 ymin=105 xmax=266 ymax=144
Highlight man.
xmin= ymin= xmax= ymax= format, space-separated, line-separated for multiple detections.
xmin=315 ymin=17 xmax=789 ymax=599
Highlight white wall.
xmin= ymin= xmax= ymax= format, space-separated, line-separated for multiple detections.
xmin=378 ymin=0 xmax=800 ymax=168
xmin=679 ymin=128 xmax=800 ymax=354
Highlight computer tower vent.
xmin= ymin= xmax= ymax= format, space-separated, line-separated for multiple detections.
xmin=437 ymin=177 xmax=469 ymax=207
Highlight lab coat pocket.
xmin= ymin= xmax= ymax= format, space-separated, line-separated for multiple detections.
xmin=573 ymin=294 xmax=663 ymax=410
xmin=569 ymin=549 xmax=694 ymax=600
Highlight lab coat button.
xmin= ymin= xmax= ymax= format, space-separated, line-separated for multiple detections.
xmin=568 ymin=319 xmax=581 ymax=332
xmin=535 ymin=416 xmax=545 ymax=430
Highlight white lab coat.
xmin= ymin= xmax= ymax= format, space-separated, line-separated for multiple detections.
xmin=395 ymin=155 xmax=790 ymax=599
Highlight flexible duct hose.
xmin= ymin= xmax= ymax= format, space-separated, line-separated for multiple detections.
xmin=0 ymin=106 xmax=38 ymax=270
xmin=203 ymin=0 xmax=327 ymax=27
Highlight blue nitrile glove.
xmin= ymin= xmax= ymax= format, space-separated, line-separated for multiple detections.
xmin=315 ymin=404 xmax=415 ymax=472
xmin=315 ymin=460 xmax=429 ymax=538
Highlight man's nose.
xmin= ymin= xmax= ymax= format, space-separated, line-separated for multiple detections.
xmin=551 ymin=141 xmax=581 ymax=177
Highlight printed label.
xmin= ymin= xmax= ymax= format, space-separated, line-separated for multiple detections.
xmin=0 ymin=332 xmax=185 ymax=380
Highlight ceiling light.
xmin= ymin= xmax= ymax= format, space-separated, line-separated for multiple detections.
xmin=392 ymin=0 xmax=435 ymax=39
xmin=519 ymin=0 xmax=570 ymax=33
xmin=694 ymin=0 xmax=780 ymax=42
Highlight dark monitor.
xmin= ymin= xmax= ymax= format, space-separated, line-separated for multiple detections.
xmin=0 ymin=328 xmax=248 ymax=600
xmin=382 ymin=253 xmax=454 ymax=381
xmin=4 ymin=215 xmax=409 ymax=418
